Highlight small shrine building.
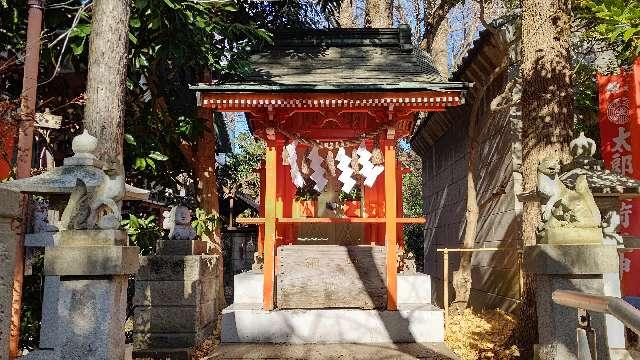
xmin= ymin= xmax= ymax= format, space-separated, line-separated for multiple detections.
xmin=193 ymin=26 xmax=469 ymax=335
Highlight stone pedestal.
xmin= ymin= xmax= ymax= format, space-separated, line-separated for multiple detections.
xmin=0 ymin=188 xmax=21 ymax=360
xmin=32 ymin=230 xmax=139 ymax=360
xmin=132 ymin=251 xmax=219 ymax=358
xmin=524 ymin=244 xmax=626 ymax=360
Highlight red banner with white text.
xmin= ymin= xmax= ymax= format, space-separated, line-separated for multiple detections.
xmin=598 ymin=58 xmax=640 ymax=296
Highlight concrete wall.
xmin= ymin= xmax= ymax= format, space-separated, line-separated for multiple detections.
xmin=412 ymin=29 xmax=523 ymax=312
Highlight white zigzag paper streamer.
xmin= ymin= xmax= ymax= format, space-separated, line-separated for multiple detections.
xmin=286 ymin=141 xmax=305 ymax=188
xmin=357 ymin=144 xmax=384 ymax=187
xmin=336 ymin=147 xmax=356 ymax=193
xmin=308 ymin=146 xmax=328 ymax=192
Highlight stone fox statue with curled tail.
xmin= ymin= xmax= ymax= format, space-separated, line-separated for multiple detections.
xmin=60 ymin=168 xmax=125 ymax=230
xmin=537 ymin=156 xmax=568 ymax=222
xmin=536 ymin=155 xmax=602 ymax=244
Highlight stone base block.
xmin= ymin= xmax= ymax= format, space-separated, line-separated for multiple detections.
xmin=133 ymin=278 xmax=216 ymax=307
xmin=133 ymin=348 xmax=192 ymax=360
xmin=54 ymin=276 xmax=129 ymax=360
xmin=523 ymin=244 xmax=619 ymax=274
xmin=221 ymin=303 xmax=445 ymax=343
xmin=133 ymin=300 xmax=216 ymax=334
xmin=45 ymin=245 xmax=139 ymax=276
xmin=156 ymin=240 xmax=209 ymax=255
xmin=137 ymin=255 xmax=218 ymax=281
xmin=133 ymin=321 xmax=215 ymax=350
xmin=397 ymin=274 xmax=431 ymax=304
xmin=233 ymin=271 xmax=263 ymax=304
xmin=58 ymin=229 xmax=127 ymax=246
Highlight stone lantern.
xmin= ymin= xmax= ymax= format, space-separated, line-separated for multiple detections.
xmin=0 ymin=130 xmax=147 ymax=360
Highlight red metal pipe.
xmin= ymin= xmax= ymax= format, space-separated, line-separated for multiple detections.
xmin=11 ymin=0 xmax=43 ymax=357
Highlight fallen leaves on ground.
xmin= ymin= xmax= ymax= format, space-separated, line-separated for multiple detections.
xmin=193 ymin=335 xmax=219 ymax=359
xmin=445 ymin=308 xmax=520 ymax=360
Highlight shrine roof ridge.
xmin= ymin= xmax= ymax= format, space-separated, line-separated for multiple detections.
xmin=191 ymin=26 xmax=471 ymax=94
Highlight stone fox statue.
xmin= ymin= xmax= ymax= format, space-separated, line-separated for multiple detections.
xmin=60 ymin=170 xmax=125 ymax=230
xmin=537 ymin=155 xmax=601 ymax=229
xmin=537 ymin=156 xmax=568 ymax=222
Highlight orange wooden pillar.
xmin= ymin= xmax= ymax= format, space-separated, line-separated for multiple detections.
xmin=258 ymin=161 xmax=266 ymax=254
xmin=383 ymin=132 xmax=398 ymax=310
xmin=263 ymin=139 xmax=278 ymax=310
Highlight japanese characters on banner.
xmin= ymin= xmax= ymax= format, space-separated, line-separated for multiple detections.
xmin=598 ymin=59 xmax=640 ymax=297
xmin=597 ymin=59 xmax=640 ymax=237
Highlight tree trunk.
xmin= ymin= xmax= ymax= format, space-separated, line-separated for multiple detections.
xmin=451 ymin=130 xmax=478 ymax=313
xmin=516 ymin=0 xmax=573 ymax=356
xmin=83 ymin=0 xmax=130 ymax=171
xmin=364 ymin=0 xmax=393 ymax=28
xmin=338 ymin=0 xmax=356 ymax=27
xmin=194 ymin=108 xmax=226 ymax=310
xmin=430 ymin=20 xmax=449 ymax=78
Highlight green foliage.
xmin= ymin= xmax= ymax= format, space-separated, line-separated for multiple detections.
xmin=191 ymin=208 xmax=222 ymax=237
xmin=400 ymin=149 xmax=424 ymax=270
xmin=338 ymin=186 xmax=361 ymax=202
xmin=217 ymin=132 xmax=265 ymax=200
xmin=121 ymin=214 xmax=163 ymax=255
xmin=576 ymin=0 xmax=640 ymax=64
xmin=295 ymin=183 xmax=321 ymax=201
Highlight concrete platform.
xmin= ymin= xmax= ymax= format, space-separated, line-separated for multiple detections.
xmin=211 ymin=343 xmax=458 ymax=359
xmin=221 ymin=303 xmax=445 ymax=344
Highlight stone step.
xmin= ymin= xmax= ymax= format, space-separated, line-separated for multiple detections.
xmin=212 ymin=342 xmax=459 ymax=359
xmin=221 ymin=303 xmax=445 ymax=344
xmin=233 ymin=271 xmax=432 ymax=305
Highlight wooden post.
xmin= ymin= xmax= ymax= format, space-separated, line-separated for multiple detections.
xmin=443 ymin=249 xmax=449 ymax=325
xmin=383 ymin=131 xmax=398 ymax=310
xmin=258 ymin=161 xmax=266 ymax=255
xmin=263 ymin=139 xmax=277 ymax=310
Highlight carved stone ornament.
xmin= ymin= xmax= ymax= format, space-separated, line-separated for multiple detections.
xmin=59 ymin=132 xmax=126 ymax=230
xmin=536 ymin=155 xmax=603 ymax=244
xmin=162 ymin=205 xmax=196 ymax=240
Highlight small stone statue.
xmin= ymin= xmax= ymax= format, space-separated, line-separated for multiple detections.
xmin=252 ymin=251 xmax=264 ymax=271
xmin=29 ymin=199 xmax=58 ymax=233
xmin=397 ymin=247 xmax=417 ymax=274
xmin=162 ymin=205 xmax=196 ymax=240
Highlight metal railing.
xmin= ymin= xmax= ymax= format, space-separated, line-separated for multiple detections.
xmin=552 ymin=290 xmax=640 ymax=359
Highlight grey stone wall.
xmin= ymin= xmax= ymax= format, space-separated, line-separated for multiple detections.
xmin=0 ymin=188 xmax=21 ymax=359
xmin=421 ymin=97 xmax=523 ymax=312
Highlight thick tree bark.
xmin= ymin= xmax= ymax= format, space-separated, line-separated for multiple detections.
xmin=516 ymin=0 xmax=573 ymax=356
xmin=422 ymin=0 xmax=458 ymax=51
xmin=338 ymin=0 xmax=356 ymax=27
xmin=83 ymin=0 xmax=130 ymax=171
xmin=194 ymin=108 xmax=225 ymax=310
xmin=430 ymin=20 xmax=449 ymax=78
xmin=365 ymin=0 xmax=393 ymax=27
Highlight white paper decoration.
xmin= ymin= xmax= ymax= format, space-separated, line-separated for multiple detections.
xmin=308 ymin=146 xmax=328 ymax=192
xmin=285 ymin=141 xmax=305 ymax=188
xmin=357 ymin=144 xmax=384 ymax=187
xmin=336 ymin=147 xmax=357 ymax=193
